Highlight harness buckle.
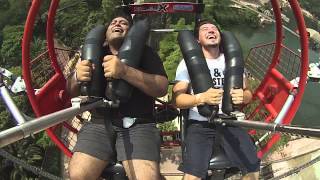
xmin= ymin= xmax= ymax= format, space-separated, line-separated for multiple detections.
xmin=122 ymin=117 xmax=136 ymax=128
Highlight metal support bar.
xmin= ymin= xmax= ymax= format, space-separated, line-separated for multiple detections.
xmin=0 ymin=86 xmax=26 ymax=125
xmin=0 ymin=98 xmax=107 ymax=148
xmin=215 ymin=118 xmax=320 ymax=138
xmin=150 ymin=29 xmax=190 ymax=32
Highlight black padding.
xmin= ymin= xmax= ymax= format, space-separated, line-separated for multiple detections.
xmin=221 ymin=31 xmax=244 ymax=114
xmin=178 ymin=30 xmax=218 ymax=117
xmin=113 ymin=18 xmax=150 ymax=102
xmin=81 ymin=25 xmax=106 ymax=97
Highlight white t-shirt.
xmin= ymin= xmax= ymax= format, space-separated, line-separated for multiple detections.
xmin=175 ymin=54 xmax=225 ymax=121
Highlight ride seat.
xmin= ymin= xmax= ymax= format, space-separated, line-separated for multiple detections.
xmin=180 ymin=111 xmax=240 ymax=180
xmin=101 ymin=162 xmax=127 ymax=180
xmin=207 ymin=125 xmax=239 ymax=180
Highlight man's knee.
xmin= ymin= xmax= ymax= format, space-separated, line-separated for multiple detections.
xmin=183 ymin=173 xmax=201 ymax=180
xmin=241 ymin=171 xmax=259 ymax=180
xmin=69 ymin=161 xmax=105 ymax=180
xmin=69 ymin=160 xmax=94 ymax=180
xmin=69 ymin=167 xmax=89 ymax=180
xmin=122 ymin=159 xmax=160 ymax=180
xmin=69 ymin=152 xmax=107 ymax=180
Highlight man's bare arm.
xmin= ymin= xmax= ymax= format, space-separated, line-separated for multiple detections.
xmin=173 ymin=81 xmax=224 ymax=109
xmin=103 ymin=55 xmax=168 ymax=98
xmin=121 ymin=65 xmax=168 ymax=97
xmin=243 ymin=77 xmax=253 ymax=104
xmin=66 ymin=60 xmax=92 ymax=97
xmin=66 ymin=71 xmax=81 ymax=97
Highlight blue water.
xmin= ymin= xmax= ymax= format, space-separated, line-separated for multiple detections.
xmin=226 ymin=10 xmax=320 ymax=127
xmin=228 ymin=23 xmax=319 ymax=63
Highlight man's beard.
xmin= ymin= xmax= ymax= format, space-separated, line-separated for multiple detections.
xmin=109 ymin=36 xmax=125 ymax=50
xmin=205 ymin=43 xmax=219 ymax=49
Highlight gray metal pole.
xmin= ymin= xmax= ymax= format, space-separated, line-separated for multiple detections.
xmin=0 ymin=99 xmax=106 ymax=148
xmin=0 ymin=86 xmax=26 ymax=125
xmin=215 ymin=118 xmax=320 ymax=138
xmin=150 ymin=29 xmax=190 ymax=32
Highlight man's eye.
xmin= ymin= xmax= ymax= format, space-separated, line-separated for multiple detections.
xmin=120 ymin=22 xmax=128 ymax=26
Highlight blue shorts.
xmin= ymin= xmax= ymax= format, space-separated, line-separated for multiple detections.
xmin=178 ymin=121 xmax=260 ymax=178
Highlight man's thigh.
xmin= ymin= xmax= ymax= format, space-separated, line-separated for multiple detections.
xmin=122 ymin=159 xmax=161 ymax=180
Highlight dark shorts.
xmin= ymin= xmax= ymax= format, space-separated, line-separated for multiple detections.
xmin=73 ymin=117 xmax=161 ymax=162
xmin=178 ymin=121 xmax=260 ymax=178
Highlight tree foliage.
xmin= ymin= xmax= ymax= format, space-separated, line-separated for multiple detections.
xmin=159 ymin=19 xmax=193 ymax=81
xmin=300 ymin=0 xmax=320 ymax=20
xmin=0 ymin=25 xmax=24 ymax=68
xmin=55 ymin=0 xmax=90 ymax=48
xmin=206 ymin=0 xmax=260 ymax=28
xmin=0 ymin=0 xmax=10 ymax=10
xmin=0 ymin=138 xmax=44 ymax=180
xmin=157 ymin=121 xmax=178 ymax=132
xmin=0 ymin=0 xmax=30 ymax=31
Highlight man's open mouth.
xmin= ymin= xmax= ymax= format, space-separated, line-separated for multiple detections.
xmin=112 ymin=28 xmax=123 ymax=33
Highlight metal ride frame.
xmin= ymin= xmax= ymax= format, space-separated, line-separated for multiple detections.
xmin=0 ymin=0 xmax=319 ymax=178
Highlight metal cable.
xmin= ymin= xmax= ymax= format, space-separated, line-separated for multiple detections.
xmin=0 ymin=149 xmax=63 ymax=180
xmin=270 ymin=154 xmax=320 ymax=180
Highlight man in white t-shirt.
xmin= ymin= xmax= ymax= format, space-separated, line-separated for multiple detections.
xmin=173 ymin=19 xmax=260 ymax=180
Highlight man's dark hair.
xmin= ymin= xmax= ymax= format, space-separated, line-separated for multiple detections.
xmin=109 ymin=9 xmax=133 ymax=27
xmin=194 ymin=19 xmax=221 ymax=39
xmin=194 ymin=19 xmax=223 ymax=52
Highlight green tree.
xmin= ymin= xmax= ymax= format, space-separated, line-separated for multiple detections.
xmin=1 ymin=24 xmax=46 ymax=68
xmin=0 ymin=25 xmax=24 ymax=68
xmin=0 ymin=0 xmax=30 ymax=31
xmin=54 ymin=0 xmax=126 ymax=49
xmin=204 ymin=0 xmax=259 ymax=28
xmin=0 ymin=0 xmax=10 ymax=10
xmin=55 ymin=0 xmax=90 ymax=48
xmin=159 ymin=18 xmax=193 ymax=82
xmin=300 ymin=0 xmax=320 ymax=19
xmin=0 ymin=138 xmax=44 ymax=180
xmin=157 ymin=121 xmax=178 ymax=132
xmin=85 ymin=0 xmax=102 ymax=10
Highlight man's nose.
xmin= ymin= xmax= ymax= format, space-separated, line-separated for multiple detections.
xmin=114 ymin=21 xmax=121 ymax=26
xmin=208 ymin=29 xmax=215 ymax=34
